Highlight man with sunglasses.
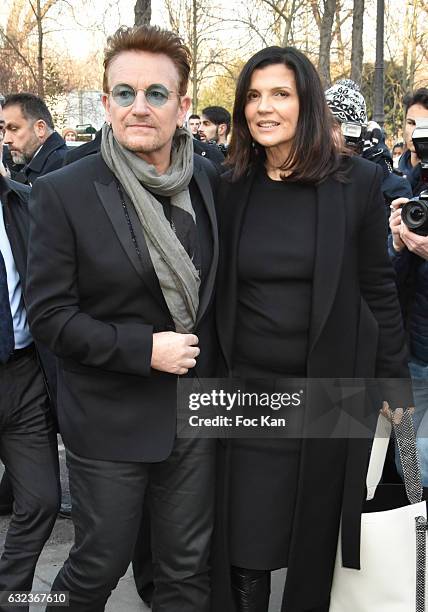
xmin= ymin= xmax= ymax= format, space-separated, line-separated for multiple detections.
xmin=26 ymin=25 xmax=218 ymax=612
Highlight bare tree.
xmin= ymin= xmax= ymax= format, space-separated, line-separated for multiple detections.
xmin=134 ymin=0 xmax=151 ymax=26
xmin=332 ymin=1 xmax=353 ymax=71
xmin=35 ymin=0 xmax=44 ymax=96
xmin=1 ymin=0 xmax=64 ymax=97
xmin=333 ymin=1 xmax=345 ymax=68
xmin=318 ymin=0 xmax=336 ymax=86
xmin=260 ymin=0 xmax=307 ymax=47
xmin=402 ymin=0 xmax=419 ymax=92
xmin=164 ymin=0 xmax=227 ymax=113
xmin=218 ymin=0 xmax=278 ymax=50
xmin=350 ymin=0 xmax=364 ymax=85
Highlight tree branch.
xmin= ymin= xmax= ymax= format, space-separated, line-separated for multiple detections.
xmin=0 ymin=26 xmax=38 ymax=84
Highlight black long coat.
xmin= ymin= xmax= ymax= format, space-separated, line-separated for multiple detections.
xmin=25 ymin=152 xmax=219 ymax=463
xmin=213 ymin=155 xmax=410 ymax=612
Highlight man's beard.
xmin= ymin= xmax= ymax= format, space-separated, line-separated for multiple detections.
xmin=125 ymin=134 xmax=167 ymax=155
xmin=23 ymin=133 xmax=42 ymax=163
xmin=24 ymin=144 xmax=41 ymax=162
xmin=10 ymin=150 xmax=26 ymax=165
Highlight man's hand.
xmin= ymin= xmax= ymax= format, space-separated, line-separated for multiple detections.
xmin=400 ymin=224 xmax=428 ymax=260
xmin=151 ymin=332 xmax=200 ymax=375
xmin=0 ymin=142 xmax=10 ymax=177
xmin=389 ymin=196 xmax=428 ymax=260
xmin=389 ymin=197 xmax=408 ymax=252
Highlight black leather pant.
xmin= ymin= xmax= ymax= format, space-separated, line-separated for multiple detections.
xmin=46 ymin=438 xmax=215 ymax=612
xmin=231 ymin=566 xmax=271 ymax=612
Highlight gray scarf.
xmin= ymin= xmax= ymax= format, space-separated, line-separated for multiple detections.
xmin=101 ymin=123 xmax=200 ymax=332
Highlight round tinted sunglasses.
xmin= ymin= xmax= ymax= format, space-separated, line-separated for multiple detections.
xmin=109 ymin=83 xmax=179 ymax=108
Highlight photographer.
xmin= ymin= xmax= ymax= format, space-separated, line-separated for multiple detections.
xmin=199 ymin=105 xmax=231 ymax=156
xmin=389 ymin=97 xmax=428 ymax=482
xmin=399 ymin=88 xmax=428 ymax=195
xmin=325 ymin=79 xmax=412 ymax=205
xmin=392 ymin=141 xmax=404 ymax=169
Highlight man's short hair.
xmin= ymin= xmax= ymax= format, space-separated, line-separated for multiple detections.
xmin=201 ymin=106 xmax=231 ymax=136
xmin=188 ymin=114 xmax=200 ymax=121
xmin=103 ymin=25 xmax=191 ymax=96
xmin=404 ymin=88 xmax=428 ymax=114
xmin=3 ymin=93 xmax=54 ymax=130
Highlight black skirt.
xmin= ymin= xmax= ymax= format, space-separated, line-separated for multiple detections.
xmin=229 ymin=436 xmax=301 ymax=570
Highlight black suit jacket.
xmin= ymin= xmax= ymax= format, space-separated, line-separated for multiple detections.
xmin=26 ymin=153 xmax=219 ymax=462
xmin=214 ymin=156 xmax=410 ymax=611
xmin=0 ymin=176 xmax=57 ymax=408
xmin=0 ymin=177 xmax=31 ymax=279
xmin=62 ymin=130 xmax=102 ymax=166
xmin=24 ymin=132 xmax=67 ymax=185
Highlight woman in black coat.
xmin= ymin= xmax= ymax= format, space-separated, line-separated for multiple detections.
xmin=214 ymin=46 xmax=410 ymax=612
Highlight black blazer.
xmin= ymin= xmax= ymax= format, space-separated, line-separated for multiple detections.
xmin=24 ymin=132 xmax=67 ymax=185
xmin=26 ymin=153 xmax=219 ymax=463
xmin=214 ymin=155 xmax=410 ymax=611
xmin=0 ymin=176 xmax=58 ymax=408
xmin=0 ymin=177 xmax=31 ymax=281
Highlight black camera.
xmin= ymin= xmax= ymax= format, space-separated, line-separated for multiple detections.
xmin=341 ymin=121 xmax=367 ymax=150
xmin=412 ymin=119 xmax=428 ymax=183
xmin=208 ymin=140 xmax=228 ymax=157
xmin=401 ymin=190 xmax=428 ymax=236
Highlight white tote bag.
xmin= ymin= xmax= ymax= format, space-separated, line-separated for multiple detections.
xmin=330 ymin=410 xmax=427 ymax=612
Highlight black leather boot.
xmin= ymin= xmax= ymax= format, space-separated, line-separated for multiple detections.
xmin=231 ymin=566 xmax=271 ymax=612
xmin=0 ymin=472 xmax=13 ymax=515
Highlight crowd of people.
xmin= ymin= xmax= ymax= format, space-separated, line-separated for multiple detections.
xmin=0 ymin=22 xmax=427 ymax=612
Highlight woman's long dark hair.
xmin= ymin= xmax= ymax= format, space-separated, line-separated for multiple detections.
xmin=227 ymin=46 xmax=346 ymax=183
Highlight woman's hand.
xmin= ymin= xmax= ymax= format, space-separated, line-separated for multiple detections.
xmin=381 ymin=401 xmax=414 ymax=424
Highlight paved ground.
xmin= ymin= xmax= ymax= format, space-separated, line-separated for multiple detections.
xmin=0 ymin=439 xmax=286 ymax=611
xmin=0 ymin=521 xmax=148 ymax=612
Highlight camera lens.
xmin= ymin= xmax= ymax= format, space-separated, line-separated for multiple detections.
xmin=402 ymin=197 xmax=428 ymax=236
xmin=409 ymin=206 xmax=425 ymax=222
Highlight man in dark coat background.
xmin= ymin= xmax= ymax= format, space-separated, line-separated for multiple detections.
xmin=0 ymin=100 xmax=60 ymax=606
xmin=3 ymin=93 xmax=67 ymax=186
xmin=0 ymin=93 xmax=68 ymax=518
